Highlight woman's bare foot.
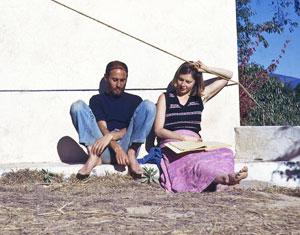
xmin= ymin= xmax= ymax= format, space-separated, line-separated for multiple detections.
xmin=228 ymin=166 xmax=248 ymax=185
xmin=238 ymin=166 xmax=248 ymax=174
xmin=214 ymin=166 xmax=248 ymax=186
xmin=235 ymin=166 xmax=248 ymax=182
xmin=214 ymin=175 xmax=230 ymax=185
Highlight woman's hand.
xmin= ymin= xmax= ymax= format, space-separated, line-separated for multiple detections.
xmin=192 ymin=60 xmax=209 ymax=73
xmin=181 ymin=134 xmax=202 ymax=142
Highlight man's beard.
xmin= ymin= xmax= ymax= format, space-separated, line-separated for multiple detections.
xmin=111 ymin=88 xmax=124 ymax=96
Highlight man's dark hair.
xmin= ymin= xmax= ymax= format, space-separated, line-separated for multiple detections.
xmin=105 ymin=60 xmax=128 ymax=77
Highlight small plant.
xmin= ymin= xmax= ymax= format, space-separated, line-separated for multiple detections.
xmin=141 ymin=167 xmax=159 ymax=184
xmin=41 ymin=169 xmax=55 ymax=184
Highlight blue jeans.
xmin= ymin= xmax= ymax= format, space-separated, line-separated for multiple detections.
xmin=70 ymin=99 xmax=156 ymax=164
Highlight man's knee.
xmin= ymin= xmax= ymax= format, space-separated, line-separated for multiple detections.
xmin=70 ymin=100 xmax=88 ymax=115
xmin=140 ymin=100 xmax=156 ymax=116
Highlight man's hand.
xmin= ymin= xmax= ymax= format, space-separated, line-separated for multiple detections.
xmin=114 ymin=146 xmax=129 ymax=165
xmin=91 ymin=134 xmax=113 ymax=155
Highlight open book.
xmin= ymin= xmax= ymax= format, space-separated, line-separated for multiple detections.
xmin=164 ymin=141 xmax=231 ymax=154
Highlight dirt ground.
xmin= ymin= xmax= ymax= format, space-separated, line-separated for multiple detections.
xmin=0 ymin=170 xmax=299 ymax=235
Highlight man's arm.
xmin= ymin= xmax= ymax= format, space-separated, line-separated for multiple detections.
xmin=98 ymin=122 xmax=126 ymax=141
xmin=91 ymin=120 xmax=128 ymax=165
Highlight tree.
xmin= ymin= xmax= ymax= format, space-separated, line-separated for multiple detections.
xmin=236 ymin=0 xmax=300 ymax=125
xmin=294 ymin=83 xmax=300 ymax=100
xmin=237 ymin=0 xmax=300 ymax=65
xmin=243 ymin=76 xmax=300 ymax=125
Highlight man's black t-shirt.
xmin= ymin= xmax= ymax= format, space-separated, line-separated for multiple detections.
xmin=89 ymin=92 xmax=142 ymax=131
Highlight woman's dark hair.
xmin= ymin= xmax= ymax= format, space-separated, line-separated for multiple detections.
xmin=105 ymin=60 xmax=128 ymax=77
xmin=171 ymin=61 xmax=204 ymax=97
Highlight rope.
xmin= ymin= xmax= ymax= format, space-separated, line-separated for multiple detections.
xmin=49 ymin=0 xmax=186 ymax=62
xmin=0 ymin=88 xmax=166 ymax=92
xmin=48 ymin=0 xmax=261 ymax=108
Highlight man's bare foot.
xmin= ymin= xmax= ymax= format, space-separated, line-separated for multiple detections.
xmin=127 ymin=148 xmax=144 ymax=176
xmin=77 ymin=147 xmax=102 ymax=177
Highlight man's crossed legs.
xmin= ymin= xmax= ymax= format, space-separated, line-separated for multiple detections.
xmin=70 ymin=100 xmax=156 ymax=178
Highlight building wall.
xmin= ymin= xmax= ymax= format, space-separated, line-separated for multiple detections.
xmin=235 ymin=126 xmax=300 ymax=162
xmin=0 ymin=0 xmax=239 ymax=163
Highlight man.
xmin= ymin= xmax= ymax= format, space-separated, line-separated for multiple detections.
xmin=70 ymin=61 xmax=156 ymax=179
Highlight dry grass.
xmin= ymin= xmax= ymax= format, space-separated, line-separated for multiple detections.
xmin=0 ymin=169 xmax=64 ymax=185
xmin=0 ymin=170 xmax=299 ymax=234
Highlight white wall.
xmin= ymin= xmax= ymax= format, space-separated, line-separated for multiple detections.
xmin=235 ymin=126 xmax=300 ymax=161
xmin=0 ymin=0 xmax=239 ymax=163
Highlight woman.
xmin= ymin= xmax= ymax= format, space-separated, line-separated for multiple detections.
xmin=154 ymin=61 xmax=248 ymax=192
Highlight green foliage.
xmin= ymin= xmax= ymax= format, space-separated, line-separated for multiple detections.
xmin=294 ymin=83 xmax=300 ymax=100
xmin=41 ymin=169 xmax=55 ymax=184
xmin=237 ymin=0 xmax=300 ymax=125
xmin=243 ymin=76 xmax=300 ymax=125
xmin=237 ymin=0 xmax=299 ymax=64
xmin=141 ymin=167 xmax=159 ymax=184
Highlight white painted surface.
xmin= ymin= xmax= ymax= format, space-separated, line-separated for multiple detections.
xmin=0 ymin=0 xmax=239 ymax=163
xmin=235 ymin=126 xmax=300 ymax=161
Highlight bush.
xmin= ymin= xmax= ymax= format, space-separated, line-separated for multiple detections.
xmin=242 ymin=76 xmax=300 ymax=125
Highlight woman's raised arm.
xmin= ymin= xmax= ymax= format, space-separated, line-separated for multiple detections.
xmin=193 ymin=61 xmax=233 ymax=103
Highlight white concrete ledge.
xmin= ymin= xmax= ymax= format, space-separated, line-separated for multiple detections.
xmin=241 ymin=161 xmax=300 ymax=188
xmin=235 ymin=126 xmax=300 ymax=162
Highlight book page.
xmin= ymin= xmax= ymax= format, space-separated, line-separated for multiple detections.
xmin=164 ymin=141 xmax=231 ymax=154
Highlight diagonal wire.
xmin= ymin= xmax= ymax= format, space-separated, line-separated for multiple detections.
xmin=48 ymin=0 xmax=261 ymax=108
xmin=49 ymin=0 xmax=187 ymax=62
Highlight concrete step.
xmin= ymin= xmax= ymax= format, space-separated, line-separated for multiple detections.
xmin=0 ymin=161 xmax=299 ymax=188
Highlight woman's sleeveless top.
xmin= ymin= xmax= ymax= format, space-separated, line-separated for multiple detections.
xmin=164 ymin=92 xmax=204 ymax=133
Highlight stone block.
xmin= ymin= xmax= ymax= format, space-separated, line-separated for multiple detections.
xmin=235 ymin=126 xmax=300 ymax=162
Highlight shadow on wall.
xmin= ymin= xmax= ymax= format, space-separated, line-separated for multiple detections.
xmin=274 ymin=126 xmax=300 ymax=161
xmin=57 ymin=136 xmax=88 ymax=164
xmin=57 ymin=137 xmax=127 ymax=172
xmin=99 ymin=77 xmax=107 ymax=94
xmin=272 ymin=162 xmax=300 ymax=182
xmin=145 ymin=126 xmax=156 ymax=152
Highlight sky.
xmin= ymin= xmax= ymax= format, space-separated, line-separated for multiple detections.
xmin=249 ymin=1 xmax=300 ymax=79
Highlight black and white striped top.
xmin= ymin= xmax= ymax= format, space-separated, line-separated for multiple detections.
xmin=164 ymin=92 xmax=203 ymax=133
